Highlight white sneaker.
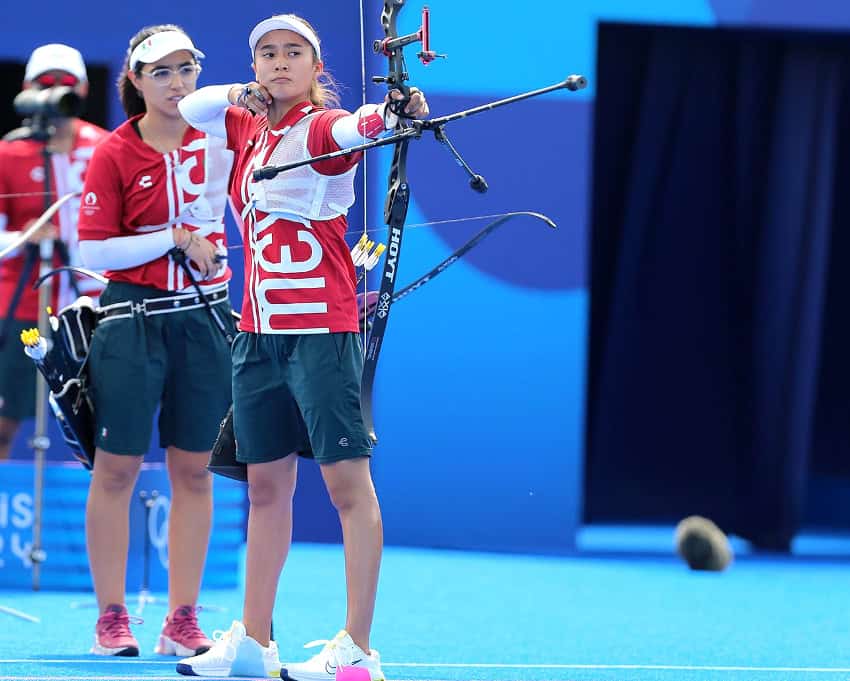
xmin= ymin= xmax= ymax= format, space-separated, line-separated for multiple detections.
xmin=281 ymin=630 xmax=385 ymax=681
xmin=176 ymin=620 xmax=280 ymax=678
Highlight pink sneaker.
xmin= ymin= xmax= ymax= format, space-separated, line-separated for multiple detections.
xmin=91 ymin=604 xmax=140 ymax=656
xmin=155 ymin=605 xmax=213 ymax=656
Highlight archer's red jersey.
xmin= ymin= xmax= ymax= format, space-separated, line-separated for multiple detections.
xmin=77 ymin=116 xmax=234 ymax=291
xmin=224 ymin=102 xmax=362 ymax=334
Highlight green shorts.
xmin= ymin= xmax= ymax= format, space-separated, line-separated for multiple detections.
xmin=232 ymin=331 xmax=372 ymax=465
xmin=0 ymin=318 xmax=38 ymax=421
xmin=88 ymin=281 xmax=235 ymax=456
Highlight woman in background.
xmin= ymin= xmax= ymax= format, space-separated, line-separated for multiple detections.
xmin=77 ymin=24 xmax=235 ymax=657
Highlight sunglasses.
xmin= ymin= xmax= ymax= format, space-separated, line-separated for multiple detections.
xmin=34 ymin=73 xmax=79 ymax=88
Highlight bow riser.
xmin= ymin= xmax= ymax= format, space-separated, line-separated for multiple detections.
xmin=360 ymin=0 xmax=413 ymax=443
xmin=376 ymin=1 xmax=410 ymax=102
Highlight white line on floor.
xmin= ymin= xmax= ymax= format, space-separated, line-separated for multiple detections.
xmin=2 ymin=660 xmax=850 ymax=673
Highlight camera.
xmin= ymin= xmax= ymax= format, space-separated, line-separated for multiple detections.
xmin=13 ymin=86 xmax=83 ymax=119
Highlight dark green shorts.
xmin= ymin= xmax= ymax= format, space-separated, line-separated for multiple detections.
xmin=0 ymin=318 xmax=38 ymax=421
xmin=232 ymin=332 xmax=372 ymax=465
xmin=88 ymin=281 xmax=235 ymax=456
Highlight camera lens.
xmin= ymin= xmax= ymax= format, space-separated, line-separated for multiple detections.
xmin=13 ymin=86 xmax=83 ymax=118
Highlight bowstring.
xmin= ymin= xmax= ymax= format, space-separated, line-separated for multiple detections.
xmin=359 ymin=0 xmax=369 ymax=347
xmin=223 ymin=212 xmax=539 ymax=253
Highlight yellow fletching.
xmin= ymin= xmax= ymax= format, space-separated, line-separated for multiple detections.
xmin=372 ymin=243 xmax=387 ymax=257
xmin=20 ymin=328 xmax=41 ymax=347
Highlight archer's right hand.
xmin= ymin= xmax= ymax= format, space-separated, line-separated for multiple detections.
xmin=228 ymin=82 xmax=271 ymax=116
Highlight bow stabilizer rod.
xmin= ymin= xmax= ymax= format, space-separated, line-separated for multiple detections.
xmin=423 ymin=75 xmax=587 ymax=128
xmin=251 ymin=75 xmax=586 ymax=183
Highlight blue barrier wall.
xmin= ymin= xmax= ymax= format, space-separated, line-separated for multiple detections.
xmin=4 ymin=0 xmax=850 ymax=554
xmin=0 ymin=462 xmax=245 ymax=590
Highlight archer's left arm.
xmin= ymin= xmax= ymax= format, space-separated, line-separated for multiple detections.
xmin=331 ymin=88 xmax=430 ymax=147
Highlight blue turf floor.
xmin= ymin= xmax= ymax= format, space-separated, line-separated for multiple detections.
xmin=1 ymin=540 xmax=850 ymax=680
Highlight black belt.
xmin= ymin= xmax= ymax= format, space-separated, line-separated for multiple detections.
xmin=98 ymin=286 xmax=229 ymax=323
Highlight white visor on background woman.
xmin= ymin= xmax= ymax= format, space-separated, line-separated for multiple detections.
xmin=129 ymin=31 xmax=205 ymax=70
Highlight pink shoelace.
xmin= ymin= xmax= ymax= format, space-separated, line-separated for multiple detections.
xmin=99 ymin=606 xmax=143 ymax=638
xmin=170 ymin=606 xmax=208 ymax=641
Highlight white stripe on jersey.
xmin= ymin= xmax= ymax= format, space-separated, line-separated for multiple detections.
xmin=260 ymin=302 xmax=328 ymax=315
xmin=171 ymin=149 xmax=187 ymax=291
xmin=244 ymin=128 xmax=271 ymax=332
xmin=164 ymin=152 xmax=177 ymax=291
xmin=268 ymin=327 xmax=329 ymax=334
xmin=164 ymin=152 xmax=176 ymax=222
xmin=172 ymin=149 xmax=185 ymax=217
xmin=263 ymin=277 xmax=326 ymax=289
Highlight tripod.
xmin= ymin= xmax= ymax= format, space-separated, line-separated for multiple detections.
xmin=28 ymin=120 xmax=79 ymax=591
xmin=135 ymin=489 xmax=161 ymax=615
xmin=70 ymin=488 xmax=164 ymax=613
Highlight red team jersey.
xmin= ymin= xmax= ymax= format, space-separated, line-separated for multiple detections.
xmin=77 ymin=115 xmax=234 ymax=292
xmin=225 ymin=102 xmax=361 ymax=334
xmin=0 ymin=119 xmax=108 ymax=319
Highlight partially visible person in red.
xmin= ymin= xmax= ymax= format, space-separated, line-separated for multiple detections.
xmin=0 ymin=43 xmax=107 ymax=459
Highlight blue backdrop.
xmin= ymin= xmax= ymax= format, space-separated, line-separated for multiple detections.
xmin=0 ymin=462 xmax=244 ymax=590
xmin=4 ymin=0 xmax=850 ymax=554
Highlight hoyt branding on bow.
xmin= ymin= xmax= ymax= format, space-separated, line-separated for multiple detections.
xmin=383 ymin=228 xmax=401 ymax=283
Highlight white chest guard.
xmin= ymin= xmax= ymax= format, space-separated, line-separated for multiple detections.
xmin=250 ymin=112 xmax=358 ymax=220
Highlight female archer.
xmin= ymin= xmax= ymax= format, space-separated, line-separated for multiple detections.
xmin=176 ymin=13 xmax=428 ymax=680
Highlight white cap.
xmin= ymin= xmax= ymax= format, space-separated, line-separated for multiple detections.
xmin=249 ymin=15 xmax=321 ymax=61
xmin=129 ymin=30 xmax=205 ymax=70
xmin=25 ymin=43 xmax=87 ymax=82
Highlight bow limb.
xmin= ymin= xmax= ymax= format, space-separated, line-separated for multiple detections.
xmin=359 ymin=140 xmax=410 ymax=444
xmin=357 ymin=211 xmax=556 ymax=321
xmin=0 ymin=191 xmax=79 ymax=261
xmin=32 ymin=265 xmax=108 ymax=291
xmin=392 ymin=211 xmax=556 ymax=304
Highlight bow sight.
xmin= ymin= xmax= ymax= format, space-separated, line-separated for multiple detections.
xmin=373 ymin=5 xmax=446 ymax=72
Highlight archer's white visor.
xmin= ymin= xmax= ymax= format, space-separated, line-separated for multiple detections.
xmin=249 ymin=15 xmax=322 ymax=61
